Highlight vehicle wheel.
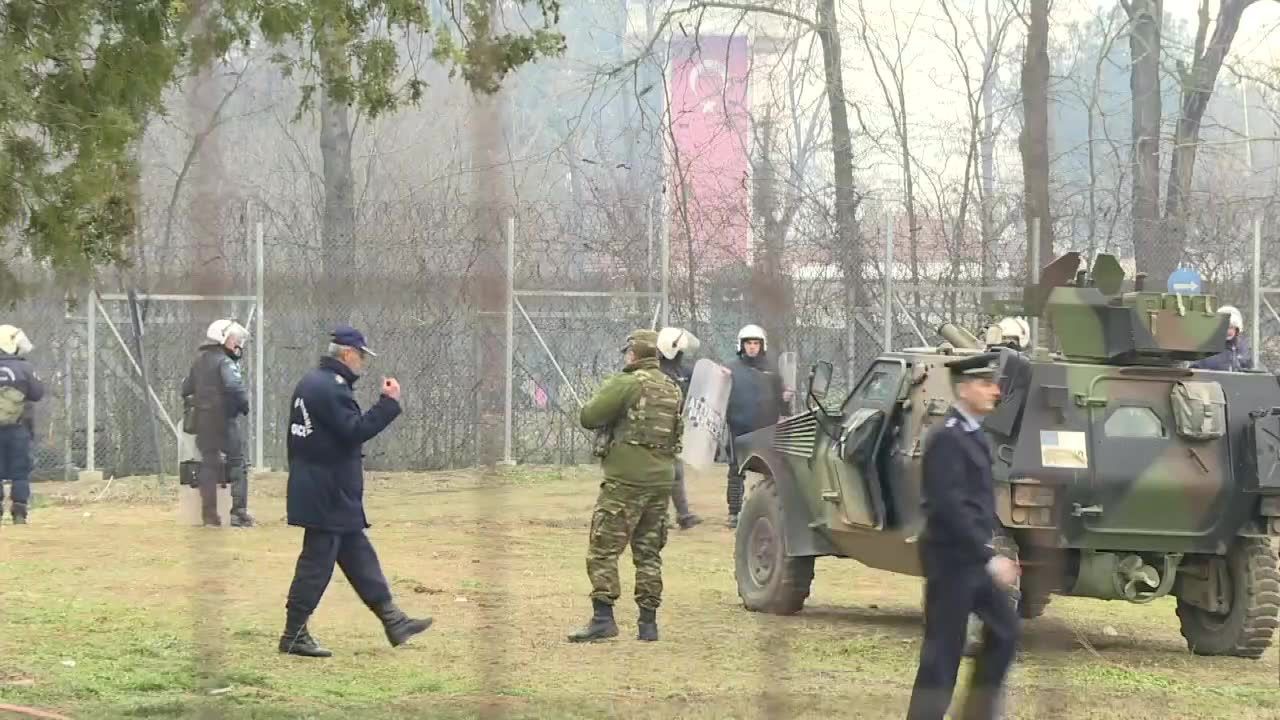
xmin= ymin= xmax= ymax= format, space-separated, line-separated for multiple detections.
xmin=1177 ymin=538 xmax=1280 ymax=658
xmin=735 ymin=475 xmax=814 ymax=615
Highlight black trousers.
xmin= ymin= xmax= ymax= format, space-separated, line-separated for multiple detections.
xmin=286 ymin=528 xmax=393 ymax=616
xmin=725 ymin=440 xmax=745 ymax=516
xmin=906 ymin=548 xmax=1020 ymax=720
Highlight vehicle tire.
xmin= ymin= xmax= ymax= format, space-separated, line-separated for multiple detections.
xmin=1176 ymin=538 xmax=1280 ymax=658
xmin=735 ymin=475 xmax=814 ymax=615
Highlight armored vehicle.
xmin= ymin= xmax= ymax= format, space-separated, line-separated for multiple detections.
xmin=732 ymin=252 xmax=1280 ymax=657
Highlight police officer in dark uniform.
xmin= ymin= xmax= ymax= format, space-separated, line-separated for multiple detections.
xmin=723 ymin=324 xmax=789 ymax=527
xmin=278 ymin=325 xmax=431 ymax=658
xmin=907 ymin=354 xmax=1020 ymax=720
xmin=181 ymin=319 xmax=252 ymax=527
xmin=0 ymin=325 xmax=44 ymax=525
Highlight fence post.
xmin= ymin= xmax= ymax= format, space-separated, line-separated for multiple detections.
xmin=255 ymin=221 xmax=265 ymax=470
xmin=884 ymin=214 xmax=894 ymax=351
xmin=1253 ymin=215 xmax=1262 ymax=369
xmin=1029 ymin=218 xmax=1041 ymax=351
xmin=502 ymin=216 xmax=515 ymax=466
xmin=86 ymin=285 xmax=96 ymax=474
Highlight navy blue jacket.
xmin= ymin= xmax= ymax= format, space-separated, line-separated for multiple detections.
xmin=1191 ymin=335 xmax=1252 ymax=372
xmin=724 ymin=351 xmax=786 ymax=436
xmin=0 ymin=353 xmax=45 ymax=431
xmin=181 ymin=344 xmax=249 ymax=452
xmin=920 ymin=408 xmax=997 ymax=565
xmin=285 ymin=357 xmax=401 ymax=533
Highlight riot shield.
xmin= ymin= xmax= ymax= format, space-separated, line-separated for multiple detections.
xmin=777 ymin=351 xmax=798 ymax=416
xmin=679 ymin=358 xmax=733 ymax=469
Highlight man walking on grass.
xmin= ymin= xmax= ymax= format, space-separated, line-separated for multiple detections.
xmin=278 ymin=325 xmax=432 ymax=657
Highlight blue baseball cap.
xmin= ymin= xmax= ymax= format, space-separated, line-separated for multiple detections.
xmin=331 ymin=325 xmax=377 ymax=356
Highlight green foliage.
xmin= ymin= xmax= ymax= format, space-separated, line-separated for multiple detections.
xmin=0 ymin=0 xmax=566 ymax=297
xmin=0 ymin=0 xmax=189 ymax=297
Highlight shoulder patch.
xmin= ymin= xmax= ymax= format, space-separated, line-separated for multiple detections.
xmin=945 ymin=417 xmax=957 ymax=428
xmin=335 ymin=375 xmax=345 ymax=384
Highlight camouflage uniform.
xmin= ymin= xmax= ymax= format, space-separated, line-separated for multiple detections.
xmin=569 ymin=329 xmax=683 ymax=643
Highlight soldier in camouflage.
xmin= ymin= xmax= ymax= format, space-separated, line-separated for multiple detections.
xmin=569 ymin=329 xmax=683 ymax=643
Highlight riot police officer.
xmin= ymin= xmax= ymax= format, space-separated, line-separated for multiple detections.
xmin=722 ymin=324 xmax=789 ymax=527
xmin=907 ymin=354 xmax=1020 ymax=720
xmin=181 ymin=319 xmax=252 ymax=527
xmin=657 ymin=326 xmax=701 ymax=530
xmin=0 ymin=325 xmax=44 ymax=524
xmin=1191 ymin=305 xmax=1253 ymax=371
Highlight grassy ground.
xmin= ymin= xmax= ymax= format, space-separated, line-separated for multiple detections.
xmin=0 ymin=465 xmax=1277 ymax=719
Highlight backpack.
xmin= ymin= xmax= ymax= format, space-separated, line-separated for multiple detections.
xmin=617 ymin=366 xmax=684 ymax=453
xmin=1170 ymin=380 xmax=1226 ymax=441
xmin=0 ymin=386 xmax=25 ymax=426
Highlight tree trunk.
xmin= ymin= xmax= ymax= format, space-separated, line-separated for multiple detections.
xmin=980 ymin=26 xmax=997 ymax=292
xmin=1019 ymin=0 xmax=1054 ymax=277
xmin=319 ymin=81 xmax=355 ymax=327
xmin=465 ymin=0 xmax=512 ymax=464
xmin=1124 ymin=0 xmax=1164 ymax=281
xmin=751 ymin=115 xmax=790 ymax=351
xmin=1165 ymin=0 xmax=1257 ymax=255
xmin=817 ymin=0 xmax=863 ymax=377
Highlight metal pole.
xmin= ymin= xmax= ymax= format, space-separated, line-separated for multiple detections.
xmin=94 ymin=296 xmax=180 ymax=438
xmin=255 ymin=221 xmax=265 ymax=469
xmin=884 ymin=214 xmax=895 ymax=351
xmin=515 ymin=297 xmax=585 ymax=409
xmin=647 ymin=195 xmax=655 ymax=324
xmin=64 ymin=338 xmax=73 ymax=481
xmin=503 ymin=216 xmax=515 ymax=466
xmin=86 ymin=285 xmax=96 ymax=472
xmin=1254 ymin=216 xmax=1262 ymax=369
xmin=1029 ymin=218 xmax=1041 ymax=352
xmin=660 ymin=192 xmax=670 ymax=327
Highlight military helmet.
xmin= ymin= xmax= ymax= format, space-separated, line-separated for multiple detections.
xmin=738 ymin=324 xmax=767 ymax=352
xmin=0 ymin=325 xmax=33 ymax=356
xmin=1218 ymin=305 xmax=1244 ymax=331
xmin=623 ymin=329 xmax=659 ymax=359
xmin=657 ymin=327 xmax=700 ymax=360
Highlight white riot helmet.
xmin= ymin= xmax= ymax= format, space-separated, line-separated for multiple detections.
xmin=996 ymin=316 xmax=1030 ymax=350
xmin=206 ymin=319 xmax=249 ymax=358
xmin=0 ymin=325 xmax=33 ymax=356
xmin=657 ymin=327 xmax=701 ymax=360
xmin=1218 ymin=305 xmax=1244 ymax=331
xmin=738 ymin=324 xmax=767 ymax=353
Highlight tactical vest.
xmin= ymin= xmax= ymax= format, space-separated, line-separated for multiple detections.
xmin=0 ymin=386 xmax=24 ymax=426
xmin=615 ymin=366 xmax=682 ymax=452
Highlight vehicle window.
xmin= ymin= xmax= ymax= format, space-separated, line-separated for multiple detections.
xmin=843 ymin=362 xmax=904 ymax=412
xmin=1104 ymin=406 xmax=1165 ymax=438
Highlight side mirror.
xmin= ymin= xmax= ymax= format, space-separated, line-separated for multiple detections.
xmin=808 ymin=361 xmax=833 ymax=404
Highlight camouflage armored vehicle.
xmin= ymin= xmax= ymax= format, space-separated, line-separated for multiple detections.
xmin=731 ymin=251 xmax=1280 ymax=657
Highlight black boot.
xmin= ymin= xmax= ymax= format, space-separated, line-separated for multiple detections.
xmin=229 ymin=509 xmax=255 ymax=527
xmin=11 ymin=502 xmax=27 ymax=525
xmin=637 ymin=607 xmax=658 ymax=642
xmin=678 ymin=514 xmax=702 ymax=530
xmin=567 ymin=598 xmax=619 ymax=642
xmin=374 ymin=601 xmax=433 ymax=647
xmin=278 ymin=609 xmax=332 ymax=658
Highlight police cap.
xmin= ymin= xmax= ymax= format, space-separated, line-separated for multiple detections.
xmin=622 ymin=329 xmax=659 ymax=359
xmin=945 ymin=351 xmax=999 ymax=381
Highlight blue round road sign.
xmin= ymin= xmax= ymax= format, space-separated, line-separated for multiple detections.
xmin=1168 ymin=267 xmax=1202 ymax=294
